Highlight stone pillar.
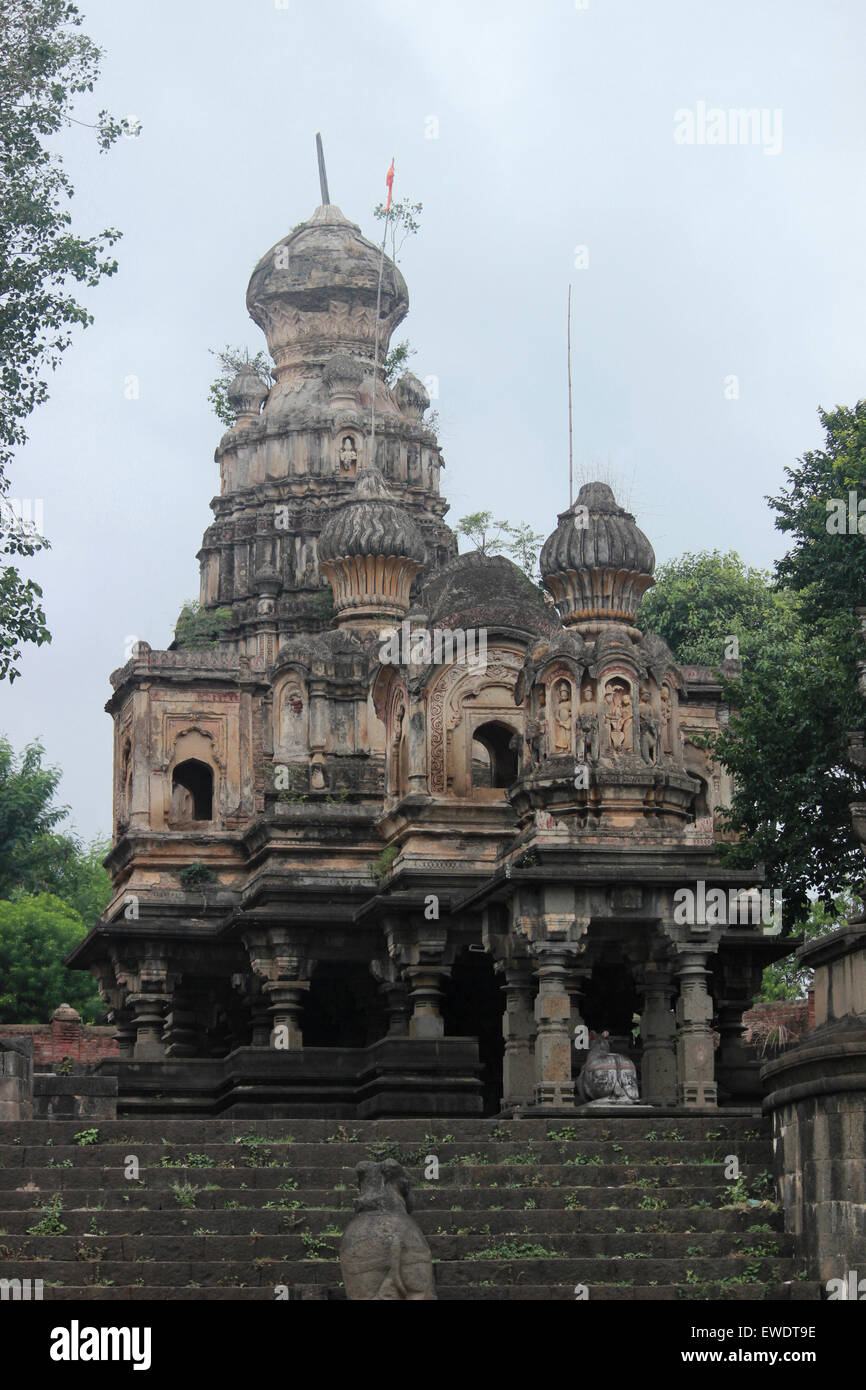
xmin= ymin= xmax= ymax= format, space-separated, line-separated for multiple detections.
xmin=532 ymin=944 xmax=577 ymax=1107
xmin=250 ymin=997 xmax=272 ymax=1049
xmin=675 ymin=951 xmax=717 ymax=1107
xmin=405 ymin=965 xmax=450 ymax=1039
xmin=370 ymin=958 xmax=411 ymax=1037
xmin=499 ymin=960 xmax=536 ymax=1110
xmin=128 ymin=993 xmax=169 ymax=1060
xmin=164 ymin=994 xmax=200 ymax=1058
xmin=638 ymin=969 xmax=678 ymax=1106
xmin=308 ymin=679 xmax=328 ymax=789
xmin=264 ymin=980 xmax=310 ymax=1050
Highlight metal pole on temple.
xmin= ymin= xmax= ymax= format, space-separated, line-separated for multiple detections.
xmin=316 ymin=132 xmax=330 ymax=206
xmin=370 ymin=158 xmax=394 ymax=471
xmin=567 ymin=283 xmax=574 ymax=507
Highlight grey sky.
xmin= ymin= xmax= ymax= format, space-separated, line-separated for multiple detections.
xmin=4 ymin=0 xmax=866 ymax=842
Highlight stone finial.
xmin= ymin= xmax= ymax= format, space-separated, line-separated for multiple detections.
xmin=226 ymin=364 xmax=269 ymax=426
xmin=540 ymin=482 xmax=655 ymax=630
xmin=51 ymin=1003 xmax=82 ymax=1023
xmin=394 ymin=372 xmax=429 ymax=421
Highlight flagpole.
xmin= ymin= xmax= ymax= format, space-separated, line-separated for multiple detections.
xmin=370 ymin=158 xmax=395 ymax=470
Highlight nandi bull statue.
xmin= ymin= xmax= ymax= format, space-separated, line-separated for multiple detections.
xmin=576 ymin=1030 xmax=640 ymax=1105
xmin=339 ymin=1158 xmax=437 ymax=1300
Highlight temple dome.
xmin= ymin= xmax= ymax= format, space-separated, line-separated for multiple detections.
xmin=318 ymin=467 xmax=426 ymax=627
xmin=419 ymin=552 xmax=559 ymax=640
xmin=246 ymin=204 xmax=408 ymax=376
xmin=318 ymin=467 xmax=425 ymax=565
xmin=540 ymin=481 xmax=655 ymax=629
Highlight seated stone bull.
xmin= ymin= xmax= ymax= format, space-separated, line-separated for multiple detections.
xmin=339 ymin=1158 xmax=437 ymax=1300
xmin=576 ymin=1030 xmax=640 ymax=1105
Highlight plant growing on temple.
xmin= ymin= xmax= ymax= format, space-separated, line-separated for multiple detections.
xmin=456 ymin=513 xmax=546 ymax=584
xmin=177 ymin=862 xmax=215 ymax=889
xmin=207 ymin=346 xmax=274 ymax=428
xmin=0 ymin=1 xmax=124 ymax=680
xmin=382 ymin=338 xmax=415 ymax=386
xmin=372 ymin=197 xmax=422 ymax=264
xmin=173 ymin=600 xmax=233 ymax=651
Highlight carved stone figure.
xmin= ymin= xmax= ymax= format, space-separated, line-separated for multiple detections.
xmin=604 ymin=681 xmax=633 ymax=756
xmin=552 ymin=679 xmax=573 ymax=754
xmin=638 ymin=686 xmax=659 ymax=766
xmin=339 ymin=1159 xmax=437 ymax=1300
xmin=525 ymin=715 xmax=546 ymax=767
xmin=339 ymin=435 xmax=358 ymax=473
xmin=575 ymin=684 xmax=599 ymax=762
xmin=576 ymin=1031 xmax=640 ymax=1105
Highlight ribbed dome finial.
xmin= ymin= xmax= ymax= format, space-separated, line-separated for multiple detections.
xmin=540 ymin=481 xmax=655 ymax=630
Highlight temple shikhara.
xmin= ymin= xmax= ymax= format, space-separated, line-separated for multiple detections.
xmin=69 ymin=192 xmax=790 ymax=1117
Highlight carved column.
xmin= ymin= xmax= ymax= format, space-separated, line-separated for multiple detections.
xmin=405 ymin=965 xmax=451 ymax=1038
xmin=370 ymin=958 xmax=411 ymax=1037
xmin=532 ymin=943 xmax=578 ymax=1106
xmin=638 ymin=968 xmax=678 ymax=1106
xmin=264 ymin=980 xmax=310 ymax=1049
xmin=164 ymin=992 xmax=200 ymax=1058
xmin=128 ymin=993 xmax=169 ymax=1059
xmin=675 ymin=950 xmax=717 ymax=1107
xmin=308 ymin=678 xmax=328 ymax=789
xmin=498 ymin=960 xmax=536 ymax=1110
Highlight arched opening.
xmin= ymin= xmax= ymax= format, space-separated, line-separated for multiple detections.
xmin=472 ymin=721 xmax=518 ymax=790
xmin=171 ymin=759 xmax=214 ymax=821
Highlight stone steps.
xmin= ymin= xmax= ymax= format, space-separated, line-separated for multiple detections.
xmin=0 ymin=1116 xmax=816 ymax=1301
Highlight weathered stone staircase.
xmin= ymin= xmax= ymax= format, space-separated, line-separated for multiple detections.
xmin=0 ymin=1116 xmax=819 ymax=1300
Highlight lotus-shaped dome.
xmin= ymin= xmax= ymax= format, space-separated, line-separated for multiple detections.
xmin=317 ymin=468 xmax=426 ymax=627
xmin=318 ymin=468 xmax=425 ymax=565
xmin=540 ymin=481 xmax=655 ymax=628
xmin=246 ymin=204 xmax=408 ymax=375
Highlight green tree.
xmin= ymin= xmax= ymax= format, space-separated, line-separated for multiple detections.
xmin=456 ymin=511 xmax=510 ymax=557
xmin=0 ymin=893 xmax=103 ymax=1023
xmin=0 ymin=734 xmax=67 ymax=896
xmin=638 ymin=550 xmax=795 ymax=665
xmin=372 ymin=197 xmax=422 ymax=264
xmin=0 ymin=0 xmax=123 ymax=680
xmin=0 ymin=735 xmax=111 ymax=919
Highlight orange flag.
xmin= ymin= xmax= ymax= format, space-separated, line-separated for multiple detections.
xmin=385 ymin=158 xmax=395 ymax=211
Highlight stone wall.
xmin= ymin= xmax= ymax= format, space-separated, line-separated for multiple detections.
xmin=742 ymin=994 xmax=813 ymax=1047
xmin=762 ymin=926 xmax=866 ymax=1292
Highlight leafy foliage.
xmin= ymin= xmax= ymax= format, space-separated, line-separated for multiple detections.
xmin=173 ymin=599 xmax=233 ymax=651
xmin=206 ymin=346 xmax=274 ymax=429
xmin=382 ymin=338 xmax=415 ymax=386
xmin=0 ymin=893 xmax=103 ymax=1022
xmin=372 ymin=197 xmax=422 ymax=263
xmin=456 ymin=512 xmax=546 ymax=583
xmin=0 ymin=1 xmax=123 ymax=680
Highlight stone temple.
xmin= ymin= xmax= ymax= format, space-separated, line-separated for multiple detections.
xmin=68 ymin=196 xmax=791 ymax=1118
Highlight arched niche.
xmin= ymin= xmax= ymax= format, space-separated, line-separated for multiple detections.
xmin=601 ymin=676 xmax=636 ymax=758
xmin=426 ymin=647 xmax=523 ymax=798
xmin=472 ymin=720 xmax=519 ymax=791
xmin=171 ymin=759 xmax=214 ymax=822
xmin=275 ymin=673 xmax=309 ymax=757
xmin=168 ymin=729 xmax=219 ymax=825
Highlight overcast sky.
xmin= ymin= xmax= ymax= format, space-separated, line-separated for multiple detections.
xmin=3 ymin=0 xmax=866 ymax=843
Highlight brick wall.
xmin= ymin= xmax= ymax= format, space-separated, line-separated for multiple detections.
xmin=742 ymin=993 xmax=813 ymax=1046
xmin=0 ymin=1009 xmax=117 ymax=1068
